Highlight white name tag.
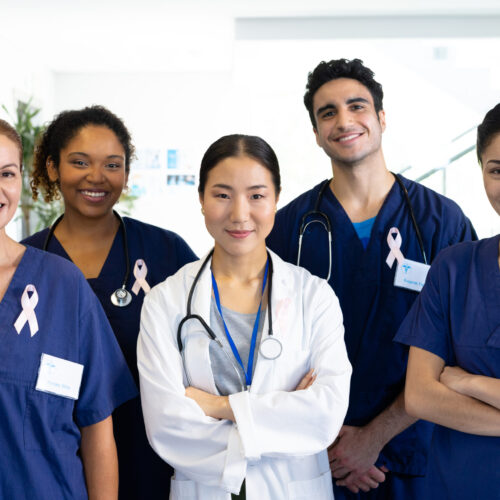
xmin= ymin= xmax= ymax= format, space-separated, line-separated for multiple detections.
xmin=393 ymin=258 xmax=430 ymax=292
xmin=36 ymin=353 xmax=84 ymax=400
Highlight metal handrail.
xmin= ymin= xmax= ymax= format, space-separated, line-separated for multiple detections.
xmin=415 ymin=143 xmax=476 ymax=183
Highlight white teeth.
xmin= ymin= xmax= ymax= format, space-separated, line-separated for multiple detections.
xmin=81 ymin=191 xmax=106 ymax=198
xmin=338 ymin=134 xmax=360 ymax=142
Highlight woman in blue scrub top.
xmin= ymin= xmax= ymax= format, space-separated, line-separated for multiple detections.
xmin=23 ymin=106 xmax=197 ymax=500
xmin=0 ymin=119 xmax=136 ymax=498
xmin=395 ymin=103 xmax=500 ymax=500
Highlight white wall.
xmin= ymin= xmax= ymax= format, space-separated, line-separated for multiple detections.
xmin=51 ymin=37 xmax=500 ymax=255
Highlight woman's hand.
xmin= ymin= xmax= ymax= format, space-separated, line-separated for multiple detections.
xmin=440 ymin=365 xmax=471 ymax=394
xmin=295 ymin=368 xmax=316 ymax=391
xmin=185 ymin=387 xmax=235 ymax=421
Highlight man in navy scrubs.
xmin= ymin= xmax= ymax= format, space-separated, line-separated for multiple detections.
xmin=267 ymin=58 xmax=477 ymax=499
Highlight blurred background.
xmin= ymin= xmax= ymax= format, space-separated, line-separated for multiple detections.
xmin=2 ymin=0 xmax=499 ymax=254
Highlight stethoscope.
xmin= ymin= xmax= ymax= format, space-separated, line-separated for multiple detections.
xmin=176 ymin=250 xmax=283 ymax=390
xmin=43 ymin=210 xmax=133 ymax=307
xmin=297 ymin=173 xmax=428 ymax=280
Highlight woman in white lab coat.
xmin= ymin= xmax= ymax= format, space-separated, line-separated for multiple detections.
xmin=137 ymin=134 xmax=351 ymax=500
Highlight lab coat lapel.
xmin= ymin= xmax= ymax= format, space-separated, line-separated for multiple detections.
xmin=182 ymin=253 xmax=219 ymax=394
xmin=251 ymin=250 xmax=296 ymax=391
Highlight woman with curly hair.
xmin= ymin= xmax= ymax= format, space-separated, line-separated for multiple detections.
xmin=0 ymin=118 xmax=136 ymax=498
xmin=24 ymin=106 xmax=197 ymax=499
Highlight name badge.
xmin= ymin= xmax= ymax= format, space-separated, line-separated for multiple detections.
xmin=393 ymin=258 xmax=430 ymax=292
xmin=36 ymin=353 xmax=84 ymax=400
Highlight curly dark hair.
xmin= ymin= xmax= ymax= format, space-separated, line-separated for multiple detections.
xmin=477 ymin=103 xmax=500 ymax=166
xmin=304 ymin=58 xmax=384 ymax=128
xmin=31 ymin=105 xmax=135 ymax=202
xmin=198 ymin=134 xmax=281 ymax=196
xmin=0 ymin=119 xmax=23 ymax=167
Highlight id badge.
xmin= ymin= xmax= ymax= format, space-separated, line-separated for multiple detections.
xmin=393 ymin=258 xmax=430 ymax=292
xmin=36 ymin=353 xmax=84 ymax=400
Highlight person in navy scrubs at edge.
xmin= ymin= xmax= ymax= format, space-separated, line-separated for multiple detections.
xmin=395 ymin=103 xmax=500 ymax=500
xmin=23 ymin=106 xmax=197 ymax=500
xmin=266 ymin=58 xmax=477 ymax=499
xmin=0 ymin=119 xmax=136 ymax=498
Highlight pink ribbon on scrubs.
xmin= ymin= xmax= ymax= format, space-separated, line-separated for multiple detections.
xmin=14 ymin=284 xmax=39 ymax=337
xmin=386 ymin=227 xmax=405 ymax=268
xmin=131 ymin=259 xmax=151 ymax=295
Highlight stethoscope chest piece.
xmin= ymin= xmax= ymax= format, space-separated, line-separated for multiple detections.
xmin=259 ymin=336 xmax=282 ymax=360
xmin=111 ymin=287 xmax=132 ymax=307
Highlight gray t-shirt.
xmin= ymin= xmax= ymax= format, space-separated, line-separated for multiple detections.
xmin=209 ymin=298 xmax=266 ymax=395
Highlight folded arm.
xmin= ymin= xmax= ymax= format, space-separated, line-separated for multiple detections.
xmin=405 ymin=346 xmax=500 ymax=436
xmin=441 ymin=365 xmax=500 ymax=410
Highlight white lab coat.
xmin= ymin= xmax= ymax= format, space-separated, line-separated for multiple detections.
xmin=137 ymin=250 xmax=351 ymax=499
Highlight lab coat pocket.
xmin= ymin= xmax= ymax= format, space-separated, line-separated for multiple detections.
xmin=170 ymin=476 xmax=228 ymax=499
xmin=24 ymin=390 xmax=76 ymax=452
xmin=288 ymin=470 xmax=333 ymax=499
xmin=170 ymin=477 xmax=196 ymax=498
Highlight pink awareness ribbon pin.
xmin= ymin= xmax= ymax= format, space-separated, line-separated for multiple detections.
xmin=386 ymin=227 xmax=405 ymax=268
xmin=14 ymin=284 xmax=39 ymax=337
xmin=131 ymin=259 xmax=151 ymax=295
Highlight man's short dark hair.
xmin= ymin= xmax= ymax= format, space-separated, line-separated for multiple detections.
xmin=304 ymin=58 xmax=384 ymax=128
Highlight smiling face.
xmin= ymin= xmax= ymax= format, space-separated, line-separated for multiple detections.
xmin=313 ymin=77 xmax=386 ymax=167
xmin=49 ymin=125 xmax=128 ymax=220
xmin=0 ymin=134 xmax=22 ymax=232
xmin=481 ymin=132 xmax=500 ymax=216
xmin=200 ymin=155 xmax=278 ymax=260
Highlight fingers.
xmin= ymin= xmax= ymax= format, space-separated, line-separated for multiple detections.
xmin=367 ymin=465 xmax=386 ymax=483
xmin=336 ymin=473 xmax=381 ymax=493
xmin=294 ymin=369 xmax=316 ymax=390
xmin=331 ymin=466 xmax=350 ymax=479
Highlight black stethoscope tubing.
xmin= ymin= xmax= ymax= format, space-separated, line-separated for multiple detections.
xmin=297 ymin=173 xmax=428 ymax=276
xmin=176 ymin=249 xmax=275 ymax=354
xmin=43 ymin=210 xmax=132 ymax=306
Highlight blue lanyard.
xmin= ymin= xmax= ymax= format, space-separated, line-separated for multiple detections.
xmin=211 ymin=260 xmax=269 ymax=387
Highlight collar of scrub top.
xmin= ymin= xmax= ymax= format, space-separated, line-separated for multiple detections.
xmin=297 ymin=172 xmax=429 ymax=277
xmin=43 ymin=210 xmax=133 ymax=307
xmin=211 ymin=258 xmax=269 ymax=387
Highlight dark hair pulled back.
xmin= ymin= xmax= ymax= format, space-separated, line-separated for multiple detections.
xmin=199 ymin=134 xmax=281 ymax=196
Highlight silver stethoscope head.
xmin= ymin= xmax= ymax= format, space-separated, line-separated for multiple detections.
xmin=111 ymin=286 xmax=132 ymax=307
xmin=259 ymin=336 xmax=282 ymax=360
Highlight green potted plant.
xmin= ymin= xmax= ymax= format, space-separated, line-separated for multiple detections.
xmin=2 ymin=99 xmax=62 ymax=237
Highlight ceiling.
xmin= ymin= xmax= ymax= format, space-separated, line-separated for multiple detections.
xmin=2 ymin=0 xmax=500 ymax=72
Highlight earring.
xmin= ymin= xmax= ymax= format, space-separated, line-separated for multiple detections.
xmin=201 ymin=207 xmax=205 ymax=215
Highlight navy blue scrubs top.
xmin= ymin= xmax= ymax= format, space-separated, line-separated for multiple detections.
xmin=0 ymin=246 xmax=136 ymax=499
xmin=395 ymin=236 xmax=500 ymax=500
xmin=24 ymin=217 xmax=197 ymax=500
xmin=267 ymin=176 xmax=477 ymax=478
